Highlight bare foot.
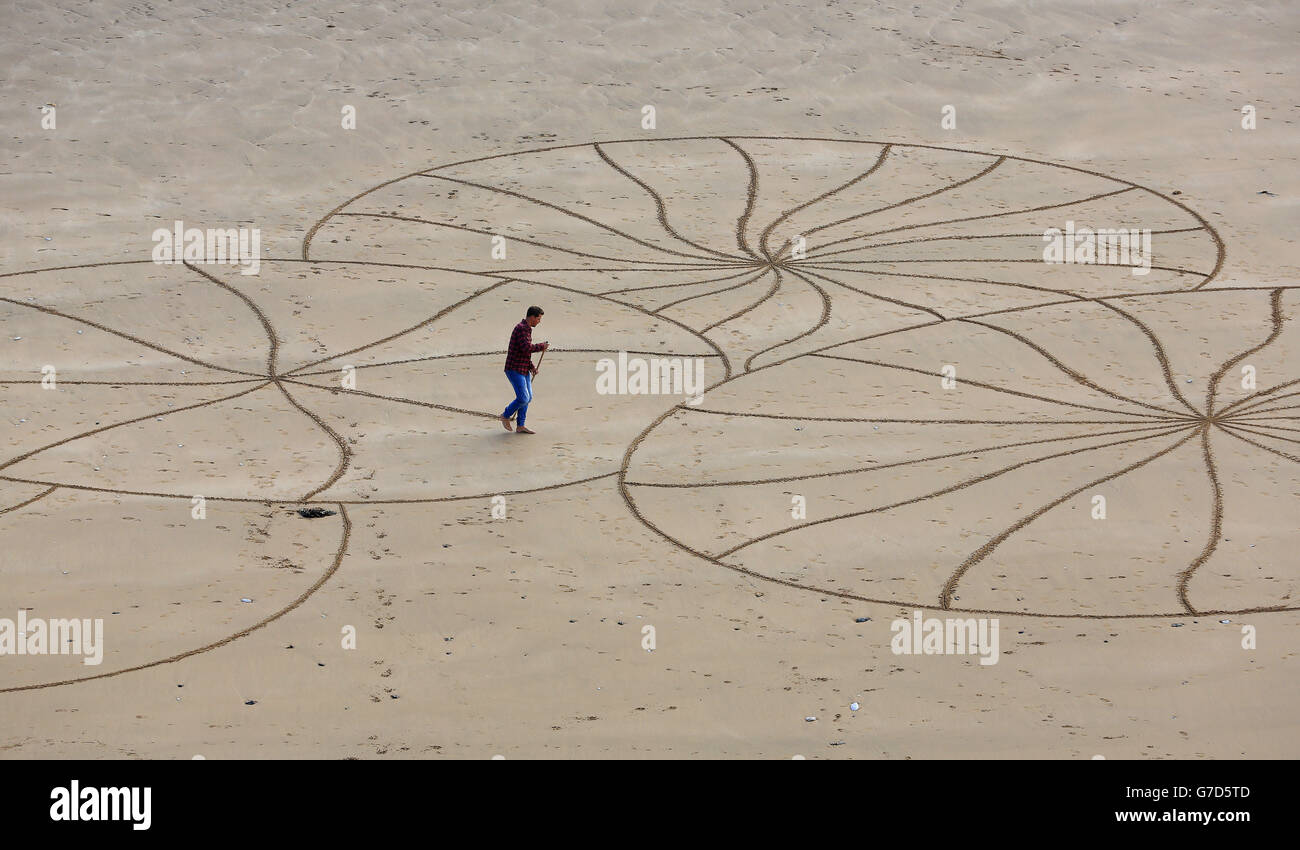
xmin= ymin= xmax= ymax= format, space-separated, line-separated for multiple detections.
xmin=499 ymin=416 xmax=514 ymax=432
xmin=515 ymin=426 xmax=536 ymax=434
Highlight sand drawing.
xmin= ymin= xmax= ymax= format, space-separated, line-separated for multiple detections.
xmin=3 ymin=136 xmax=1296 ymax=692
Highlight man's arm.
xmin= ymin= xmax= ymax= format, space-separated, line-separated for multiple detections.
xmin=524 ymin=323 xmax=547 ymax=353
xmin=522 ymin=322 xmax=547 ymax=355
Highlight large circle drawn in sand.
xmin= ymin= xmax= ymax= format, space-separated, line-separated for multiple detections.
xmin=0 ymin=254 xmax=712 ymax=691
xmin=622 ymin=287 xmax=1300 ymax=618
xmin=0 ymin=258 xmax=714 ymax=504
xmin=303 ymin=135 xmax=1296 ymax=618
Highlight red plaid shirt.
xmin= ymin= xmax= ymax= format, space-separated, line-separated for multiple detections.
xmin=504 ymin=319 xmax=544 ymax=374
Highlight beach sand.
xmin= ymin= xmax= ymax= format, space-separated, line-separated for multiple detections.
xmin=1 ymin=0 xmax=1297 ymax=758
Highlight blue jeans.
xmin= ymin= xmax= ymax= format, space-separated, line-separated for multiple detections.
xmin=502 ymin=369 xmax=533 ymax=427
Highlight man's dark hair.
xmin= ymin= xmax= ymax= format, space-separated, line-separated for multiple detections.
xmin=526 ymin=305 xmax=544 ymax=318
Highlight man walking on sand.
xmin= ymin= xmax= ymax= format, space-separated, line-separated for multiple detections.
xmin=500 ymin=305 xmax=548 ymax=435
